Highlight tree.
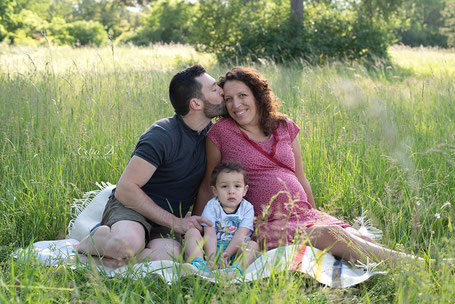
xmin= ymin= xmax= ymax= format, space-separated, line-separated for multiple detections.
xmin=144 ymin=0 xmax=193 ymax=43
xmin=122 ymin=0 xmax=194 ymax=45
xmin=14 ymin=9 xmax=48 ymax=37
xmin=67 ymin=20 xmax=108 ymax=46
xmin=192 ymin=0 xmax=397 ymax=62
xmin=291 ymin=0 xmax=303 ymax=23
xmin=14 ymin=0 xmax=50 ymax=15
xmin=47 ymin=0 xmax=75 ymax=22
xmin=0 ymin=0 xmax=16 ymax=37
xmin=360 ymin=0 xmax=404 ymax=19
xmin=47 ymin=17 xmax=73 ymax=45
xmin=73 ymin=0 xmax=134 ymax=39
xmin=441 ymin=0 xmax=455 ymax=47
xmin=397 ymin=0 xmax=447 ymax=47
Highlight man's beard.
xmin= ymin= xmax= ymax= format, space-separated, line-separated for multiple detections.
xmin=202 ymin=97 xmax=227 ymax=118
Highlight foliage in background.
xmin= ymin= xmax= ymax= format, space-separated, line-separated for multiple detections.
xmin=190 ymin=0 xmax=286 ymax=62
xmin=0 ymin=0 xmax=17 ymax=42
xmin=9 ymin=9 xmax=48 ymax=45
xmin=305 ymin=2 xmax=395 ymax=60
xmin=119 ymin=0 xmax=195 ymax=45
xmin=396 ymin=0 xmax=447 ymax=47
xmin=72 ymin=0 xmax=131 ymax=39
xmin=192 ymin=0 xmax=396 ymax=63
xmin=46 ymin=17 xmax=73 ymax=46
xmin=0 ymin=0 xmax=454 ymax=61
xmin=359 ymin=0 xmax=404 ymax=19
xmin=66 ymin=20 xmax=108 ymax=46
xmin=0 ymin=0 xmax=141 ymax=46
xmin=441 ymin=0 xmax=455 ymax=47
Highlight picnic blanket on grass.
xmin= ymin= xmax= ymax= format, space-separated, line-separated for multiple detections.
xmin=14 ymin=182 xmax=385 ymax=288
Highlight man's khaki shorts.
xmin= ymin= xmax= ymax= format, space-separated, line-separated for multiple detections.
xmin=101 ymin=195 xmax=182 ymax=245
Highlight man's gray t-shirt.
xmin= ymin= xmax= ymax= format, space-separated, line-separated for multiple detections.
xmin=128 ymin=114 xmax=211 ymax=218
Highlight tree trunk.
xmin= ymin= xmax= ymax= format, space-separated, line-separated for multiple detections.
xmin=291 ymin=0 xmax=304 ymax=24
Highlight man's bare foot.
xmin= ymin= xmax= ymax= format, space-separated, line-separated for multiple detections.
xmin=68 ymin=252 xmax=129 ymax=269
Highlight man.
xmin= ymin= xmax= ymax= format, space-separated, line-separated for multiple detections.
xmin=75 ymin=65 xmax=225 ymax=267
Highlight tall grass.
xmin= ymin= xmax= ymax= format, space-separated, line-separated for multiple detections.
xmin=0 ymin=44 xmax=454 ymax=303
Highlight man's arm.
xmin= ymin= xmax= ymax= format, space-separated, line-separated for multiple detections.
xmin=115 ymin=155 xmax=212 ymax=234
xmin=193 ymin=138 xmax=222 ymax=216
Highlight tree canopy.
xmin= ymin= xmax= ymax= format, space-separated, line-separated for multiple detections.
xmin=0 ymin=0 xmax=453 ymax=60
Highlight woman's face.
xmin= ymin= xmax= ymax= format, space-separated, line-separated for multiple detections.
xmin=223 ymin=80 xmax=259 ymax=128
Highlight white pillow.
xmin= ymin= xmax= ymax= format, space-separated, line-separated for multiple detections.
xmin=67 ymin=183 xmax=116 ymax=241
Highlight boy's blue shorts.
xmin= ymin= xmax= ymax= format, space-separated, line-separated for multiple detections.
xmin=216 ymin=241 xmax=236 ymax=264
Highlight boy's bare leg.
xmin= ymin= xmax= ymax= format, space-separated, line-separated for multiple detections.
xmin=183 ymin=228 xmax=205 ymax=262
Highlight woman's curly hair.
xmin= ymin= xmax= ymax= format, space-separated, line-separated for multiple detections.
xmin=218 ymin=66 xmax=287 ymax=136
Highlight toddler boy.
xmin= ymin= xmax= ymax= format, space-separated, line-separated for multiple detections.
xmin=185 ymin=162 xmax=258 ymax=274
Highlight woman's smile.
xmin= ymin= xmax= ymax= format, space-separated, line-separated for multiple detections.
xmin=223 ymin=80 xmax=259 ymax=128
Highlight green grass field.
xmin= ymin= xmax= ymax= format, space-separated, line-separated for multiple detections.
xmin=0 ymin=44 xmax=454 ymax=303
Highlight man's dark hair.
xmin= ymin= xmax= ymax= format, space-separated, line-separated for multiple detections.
xmin=210 ymin=162 xmax=248 ymax=186
xmin=169 ymin=64 xmax=206 ymax=116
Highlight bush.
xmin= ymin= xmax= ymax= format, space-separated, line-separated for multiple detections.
xmin=441 ymin=0 xmax=455 ymax=48
xmin=192 ymin=0 xmax=292 ymax=62
xmin=398 ymin=24 xmax=448 ymax=48
xmin=47 ymin=17 xmax=73 ymax=46
xmin=7 ymin=28 xmax=42 ymax=46
xmin=193 ymin=0 xmax=394 ymax=63
xmin=120 ymin=0 xmax=194 ymax=46
xmin=67 ymin=20 xmax=108 ymax=46
xmin=305 ymin=4 xmax=393 ymax=61
xmin=118 ymin=26 xmax=155 ymax=46
xmin=12 ymin=9 xmax=48 ymax=41
xmin=395 ymin=0 xmax=448 ymax=48
xmin=0 ymin=23 xmax=6 ymax=42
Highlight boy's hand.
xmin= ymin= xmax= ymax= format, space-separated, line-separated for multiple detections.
xmin=207 ymin=257 xmax=217 ymax=270
xmin=222 ymin=252 xmax=231 ymax=268
xmin=206 ymin=254 xmax=230 ymax=270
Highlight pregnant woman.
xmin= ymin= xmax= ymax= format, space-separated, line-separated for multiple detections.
xmin=194 ymin=66 xmax=423 ymax=266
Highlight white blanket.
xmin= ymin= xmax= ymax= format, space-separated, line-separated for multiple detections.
xmin=14 ymin=182 xmax=385 ymax=287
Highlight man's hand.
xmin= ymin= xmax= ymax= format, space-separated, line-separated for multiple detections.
xmin=173 ymin=216 xmax=212 ymax=234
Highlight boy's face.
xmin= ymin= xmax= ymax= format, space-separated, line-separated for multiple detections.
xmin=211 ymin=171 xmax=248 ymax=213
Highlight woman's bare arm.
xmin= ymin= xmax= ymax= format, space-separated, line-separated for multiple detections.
xmin=193 ymin=138 xmax=222 ymax=216
xmin=291 ymin=137 xmax=316 ymax=209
